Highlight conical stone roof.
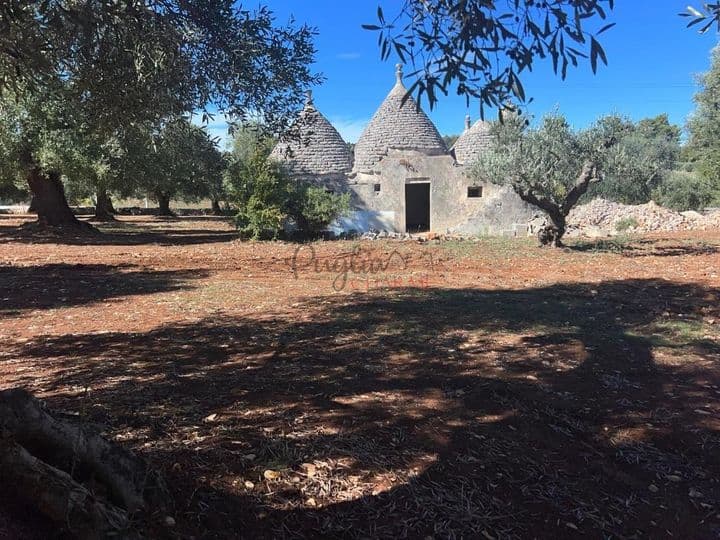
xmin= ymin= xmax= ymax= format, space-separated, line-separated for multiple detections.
xmin=270 ymin=91 xmax=353 ymax=176
xmin=452 ymin=115 xmax=493 ymax=165
xmin=353 ymin=65 xmax=447 ymax=173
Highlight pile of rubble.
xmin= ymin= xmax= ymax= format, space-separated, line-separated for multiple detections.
xmin=567 ymin=199 xmax=720 ymax=234
xmin=357 ymin=230 xmax=413 ymax=240
xmin=351 ymin=230 xmax=473 ymax=242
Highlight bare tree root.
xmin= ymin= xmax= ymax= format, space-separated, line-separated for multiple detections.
xmin=0 ymin=440 xmax=134 ymax=539
xmin=0 ymin=388 xmax=168 ymax=538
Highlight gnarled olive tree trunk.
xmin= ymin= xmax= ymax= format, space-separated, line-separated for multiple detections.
xmin=93 ymin=188 xmax=116 ymax=221
xmin=516 ymin=161 xmax=601 ymax=247
xmin=26 ymin=167 xmax=83 ymax=227
xmin=0 ymin=388 xmax=167 ymax=539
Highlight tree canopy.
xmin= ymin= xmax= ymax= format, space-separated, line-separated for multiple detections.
xmin=113 ymin=119 xmax=225 ymax=216
xmin=367 ymin=0 xmax=615 ymax=114
xmin=0 ymin=1 xmax=318 ymax=227
xmin=0 ymin=2 xmax=319 ymax=131
xmin=687 ymin=46 xmax=720 ymax=204
xmin=366 ymin=2 xmax=720 ymax=114
xmin=681 ymin=4 xmax=720 ymax=33
xmin=471 ymin=112 xmax=626 ymax=245
xmin=470 ymin=110 xmax=695 ymax=244
xmin=588 ymin=115 xmax=681 ymax=205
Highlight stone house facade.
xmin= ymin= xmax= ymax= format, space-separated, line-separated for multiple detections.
xmin=270 ymin=65 xmax=535 ymax=236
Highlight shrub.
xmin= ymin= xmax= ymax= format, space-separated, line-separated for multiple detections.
xmin=652 ymin=170 xmax=717 ymax=211
xmin=228 ymin=148 xmax=351 ymax=240
xmin=291 ymin=186 xmax=350 ymax=236
xmin=615 ymin=216 xmax=639 ymax=232
xmin=231 ymin=150 xmax=293 ymax=239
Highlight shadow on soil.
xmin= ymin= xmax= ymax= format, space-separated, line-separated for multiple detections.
xmin=0 ymin=215 xmax=238 ymax=246
xmin=0 ymin=263 xmax=206 ymax=316
xmin=569 ymin=236 xmax=720 ymax=257
xmin=3 ymin=279 xmax=720 ymax=538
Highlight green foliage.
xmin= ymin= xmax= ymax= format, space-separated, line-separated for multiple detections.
xmin=588 ymin=114 xmax=681 ymax=204
xmin=0 ymin=2 xmax=319 ymax=134
xmin=472 ymin=110 xmax=681 ymax=225
xmin=0 ymin=182 xmax=28 ymax=204
xmin=231 ymin=150 xmax=293 ymax=239
xmin=687 ymin=46 xmax=720 ymax=198
xmin=615 ymin=217 xmax=639 ymax=232
xmin=293 ymin=186 xmax=350 ymax=235
xmin=229 ymin=148 xmax=350 ymax=240
xmin=228 ymin=124 xmax=276 ymax=164
xmin=366 ymin=1 xmax=614 ymax=112
xmin=366 ymin=3 xmax=720 ymax=113
xmin=0 ymin=98 xmax=26 ymax=190
xmin=652 ymin=170 xmax=717 ymax=211
xmin=224 ymin=129 xmax=277 ymax=208
xmin=0 ymin=88 xmax=117 ymax=202
xmin=0 ymin=1 xmax=318 ymax=223
xmin=470 ymin=110 xmax=642 ymax=244
xmin=473 ymin=111 xmax=611 ymax=203
xmin=681 ymin=4 xmax=720 ymax=33
xmin=122 ymin=118 xmax=224 ymax=209
xmin=637 ymin=114 xmax=682 ymax=143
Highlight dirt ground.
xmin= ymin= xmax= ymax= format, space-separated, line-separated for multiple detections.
xmin=1 ymin=214 xmax=719 ymax=539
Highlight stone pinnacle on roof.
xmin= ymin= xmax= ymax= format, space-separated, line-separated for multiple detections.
xmin=452 ymin=116 xmax=494 ymax=165
xmin=353 ymin=64 xmax=447 ymax=173
xmin=269 ymin=91 xmax=353 ymax=176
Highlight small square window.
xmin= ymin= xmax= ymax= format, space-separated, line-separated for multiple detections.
xmin=373 ymin=183 xmax=381 ymax=193
xmin=468 ymin=186 xmax=483 ymax=198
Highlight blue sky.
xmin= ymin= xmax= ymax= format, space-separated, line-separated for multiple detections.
xmin=208 ymin=1 xmax=719 ymax=145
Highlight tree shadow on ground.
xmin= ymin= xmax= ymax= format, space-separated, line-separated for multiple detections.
xmin=0 ymin=263 xmax=206 ymax=316
xmin=0 ymin=215 xmax=238 ymax=246
xmin=568 ymin=236 xmax=720 ymax=257
xmin=2 ymin=279 xmax=719 ymax=538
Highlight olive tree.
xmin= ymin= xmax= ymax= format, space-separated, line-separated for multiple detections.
xmin=0 ymin=2 xmax=318 ymax=229
xmin=366 ymin=1 xmax=615 ymax=113
xmin=588 ymin=115 xmax=681 ymax=204
xmin=682 ymin=4 xmax=720 ymax=32
xmin=365 ymin=3 xmax=720 ymax=113
xmin=115 ymin=119 xmax=225 ymax=216
xmin=0 ymin=90 xmax=100 ymax=227
xmin=471 ymin=112 xmax=623 ymax=246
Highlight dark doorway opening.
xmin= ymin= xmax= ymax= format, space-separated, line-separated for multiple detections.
xmin=405 ymin=183 xmax=430 ymax=232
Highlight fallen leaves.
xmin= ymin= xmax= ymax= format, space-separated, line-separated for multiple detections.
xmin=2 ymin=218 xmax=720 ymax=539
xmin=300 ymin=462 xmax=316 ymax=478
